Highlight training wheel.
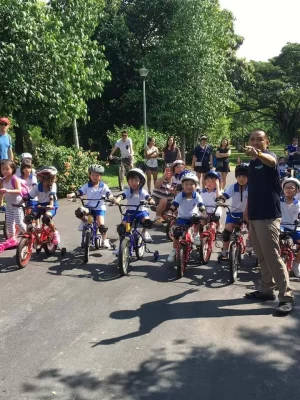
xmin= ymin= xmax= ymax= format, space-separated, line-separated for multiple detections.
xmin=61 ymin=247 xmax=67 ymax=256
xmin=154 ymin=250 xmax=159 ymax=262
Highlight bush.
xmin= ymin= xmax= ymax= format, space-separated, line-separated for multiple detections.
xmin=106 ymin=125 xmax=167 ymax=162
xmin=34 ymin=142 xmax=99 ymax=197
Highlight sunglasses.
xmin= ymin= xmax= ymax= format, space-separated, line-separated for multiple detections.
xmin=0 ymin=123 xmax=8 ymax=126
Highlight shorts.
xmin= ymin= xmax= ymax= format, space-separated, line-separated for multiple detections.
xmin=122 ymin=210 xmax=149 ymax=223
xmin=280 ymin=227 xmax=300 ymax=243
xmin=176 ymin=218 xmax=191 ymax=226
xmin=91 ymin=209 xmax=106 ymax=217
xmin=145 ymin=166 xmax=158 ymax=172
xmin=216 ymin=163 xmax=230 ymax=173
xmin=194 ymin=164 xmax=210 ymax=174
xmin=225 ymin=212 xmax=243 ymax=224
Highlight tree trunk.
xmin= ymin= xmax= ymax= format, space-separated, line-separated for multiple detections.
xmin=180 ymin=131 xmax=186 ymax=162
xmin=14 ymin=125 xmax=24 ymax=155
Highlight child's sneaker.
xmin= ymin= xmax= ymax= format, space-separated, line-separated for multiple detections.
xmin=102 ymin=238 xmax=111 ymax=249
xmin=52 ymin=230 xmax=60 ymax=245
xmin=292 ymin=261 xmax=300 ymax=278
xmin=194 ymin=234 xmax=201 ymax=246
xmin=245 ymin=239 xmax=253 ymax=253
xmin=154 ymin=217 xmax=163 ymax=226
xmin=113 ymin=247 xmax=119 ymax=256
xmin=221 ymin=251 xmax=229 ymax=260
xmin=143 ymin=231 xmax=152 ymax=243
xmin=78 ymin=221 xmax=86 ymax=231
xmin=167 ymin=249 xmax=176 ymax=262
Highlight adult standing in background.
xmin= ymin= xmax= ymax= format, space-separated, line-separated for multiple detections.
xmin=285 ymin=137 xmax=299 ymax=167
xmin=0 ymin=117 xmax=13 ymax=161
xmin=162 ymin=136 xmax=181 ymax=166
xmin=144 ymin=137 xmax=159 ymax=193
xmin=244 ymin=128 xmax=294 ymax=315
xmin=191 ymin=135 xmax=213 ymax=188
xmin=215 ymin=138 xmax=231 ymax=190
xmin=109 ymin=130 xmax=134 ymax=169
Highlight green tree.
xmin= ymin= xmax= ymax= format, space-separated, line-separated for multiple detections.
xmin=0 ymin=0 xmax=110 ymax=153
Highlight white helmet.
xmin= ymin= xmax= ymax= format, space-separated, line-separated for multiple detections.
xmin=282 ymin=177 xmax=300 ymax=190
xmin=181 ymin=172 xmax=199 ymax=185
xmin=126 ymin=168 xmax=146 ymax=188
xmin=36 ymin=165 xmax=58 ymax=177
xmin=21 ymin=152 xmax=32 ymax=160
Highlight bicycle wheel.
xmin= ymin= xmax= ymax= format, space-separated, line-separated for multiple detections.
xmin=135 ymin=234 xmax=145 ymax=260
xmin=84 ymin=230 xmax=91 ymax=264
xmin=16 ymin=237 xmax=33 ymax=268
xmin=166 ymin=218 xmax=176 ymax=241
xmin=176 ymin=243 xmax=187 ymax=278
xmin=201 ymin=236 xmax=213 ymax=264
xmin=118 ymin=164 xmax=124 ymax=191
xmin=119 ymin=238 xmax=130 ymax=276
xmin=229 ymin=242 xmax=241 ymax=283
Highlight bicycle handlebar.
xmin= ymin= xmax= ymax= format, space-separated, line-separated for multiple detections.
xmin=75 ymin=196 xmax=113 ymax=209
xmin=116 ymin=202 xmax=152 ymax=217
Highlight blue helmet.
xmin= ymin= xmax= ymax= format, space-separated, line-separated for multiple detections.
xmin=204 ymin=170 xmax=221 ymax=181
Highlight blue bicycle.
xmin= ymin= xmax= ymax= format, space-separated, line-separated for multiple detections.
xmin=116 ymin=202 xmax=159 ymax=276
xmin=75 ymin=197 xmax=115 ymax=264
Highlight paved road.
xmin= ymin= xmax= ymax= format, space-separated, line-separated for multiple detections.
xmin=1 ymin=173 xmax=300 ymax=400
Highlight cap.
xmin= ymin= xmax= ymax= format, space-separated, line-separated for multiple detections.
xmin=0 ymin=117 xmax=10 ymax=125
xmin=199 ymin=135 xmax=208 ymax=141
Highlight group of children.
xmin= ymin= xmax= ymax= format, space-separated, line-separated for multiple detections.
xmin=0 ymin=155 xmax=59 ymax=251
xmin=2 ymin=153 xmax=300 ymax=279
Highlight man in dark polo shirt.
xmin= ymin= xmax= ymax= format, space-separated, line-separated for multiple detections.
xmin=244 ymin=129 xmax=294 ymax=315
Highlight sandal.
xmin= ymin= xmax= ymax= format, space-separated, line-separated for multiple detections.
xmin=244 ymin=290 xmax=276 ymax=301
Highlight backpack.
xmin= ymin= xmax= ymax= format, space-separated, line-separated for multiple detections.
xmin=11 ymin=175 xmax=30 ymax=197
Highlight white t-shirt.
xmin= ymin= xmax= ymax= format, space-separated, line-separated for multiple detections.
xmin=173 ymin=191 xmax=203 ymax=219
xmin=115 ymin=138 xmax=133 ymax=158
xmin=201 ymin=188 xmax=222 ymax=217
xmin=29 ymin=182 xmax=58 ymax=205
xmin=280 ymin=197 xmax=300 ymax=226
xmin=145 ymin=146 xmax=159 ymax=168
xmin=122 ymin=188 xmax=150 ymax=211
xmin=223 ymin=183 xmax=248 ymax=213
xmin=1 ymin=177 xmax=22 ymax=206
xmin=79 ymin=181 xmax=111 ymax=210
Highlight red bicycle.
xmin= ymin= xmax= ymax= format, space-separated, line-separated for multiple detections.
xmin=175 ymin=215 xmax=202 ymax=278
xmin=14 ymin=204 xmax=66 ymax=268
xmin=198 ymin=207 xmax=220 ymax=265
xmin=280 ymin=221 xmax=300 ymax=274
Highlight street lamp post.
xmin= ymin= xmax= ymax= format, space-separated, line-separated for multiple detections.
xmin=139 ymin=66 xmax=149 ymax=147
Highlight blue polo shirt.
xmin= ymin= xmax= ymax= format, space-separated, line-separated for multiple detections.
xmin=248 ymin=151 xmax=281 ymax=220
xmin=0 ymin=133 xmax=11 ymax=160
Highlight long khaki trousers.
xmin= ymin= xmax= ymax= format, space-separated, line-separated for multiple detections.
xmin=249 ymin=218 xmax=294 ymax=302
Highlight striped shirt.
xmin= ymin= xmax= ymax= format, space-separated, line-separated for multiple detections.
xmin=152 ymin=179 xmax=175 ymax=200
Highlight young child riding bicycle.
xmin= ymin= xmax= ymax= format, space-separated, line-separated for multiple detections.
xmin=67 ymin=164 xmax=112 ymax=248
xmin=21 ymin=166 xmax=60 ymax=245
xmin=0 ymin=160 xmax=27 ymax=251
xmin=280 ymin=177 xmax=300 ymax=277
xmin=201 ymin=170 xmax=223 ymax=232
xmin=112 ymin=168 xmax=155 ymax=255
xmin=167 ymin=172 xmax=204 ymax=262
xmin=216 ymin=164 xmax=251 ymax=260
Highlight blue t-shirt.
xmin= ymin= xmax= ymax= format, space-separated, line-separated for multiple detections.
xmin=285 ymin=144 xmax=298 ymax=160
xmin=0 ymin=134 xmax=11 ymax=160
xmin=193 ymin=145 xmax=212 ymax=165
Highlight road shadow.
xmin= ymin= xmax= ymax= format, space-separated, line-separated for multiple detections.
xmin=91 ymin=289 xmax=273 ymax=347
xmin=47 ymin=247 xmax=120 ymax=281
xmin=0 ymin=254 xmax=20 ymax=273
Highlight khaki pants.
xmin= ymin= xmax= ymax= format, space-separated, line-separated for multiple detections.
xmin=249 ymin=218 xmax=294 ymax=302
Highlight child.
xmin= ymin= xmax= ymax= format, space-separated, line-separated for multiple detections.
xmin=200 ymin=170 xmax=222 ymax=230
xmin=113 ymin=168 xmax=155 ymax=255
xmin=22 ymin=166 xmax=60 ymax=245
xmin=280 ymin=177 xmax=300 ymax=277
xmin=19 ymin=160 xmax=37 ymax=191
xmin=0 ymin=160 xmax=26 ymax=250
xmin=278 ymin=156 xmax=289 ymax=179
xmin=167 ymin=172 xmax=204 ymax=262
xmin=67 ymin=164 xmax=112 ymax=248
xmin=171 ymin=160 xmax=185 ymax=192
xmin=152 ymin=167 xmax=176 ymax=226
xmin=16 ymin=153 xmax=36 ymax=177
xmin=216 ymin=164 xmax=251 ymax=260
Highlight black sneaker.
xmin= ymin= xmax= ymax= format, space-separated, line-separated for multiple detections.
xmin=276 ymin=302 xmax=294 ymax=315
xmin=244 ymin=290 xmax=276 ymax=301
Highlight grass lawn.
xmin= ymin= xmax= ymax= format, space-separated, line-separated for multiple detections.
xmin=103 ymin=164 xmax=120 ymax=189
